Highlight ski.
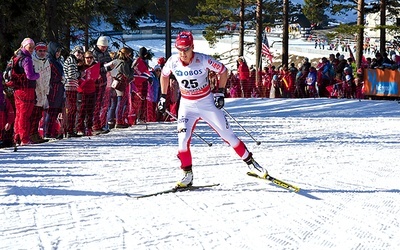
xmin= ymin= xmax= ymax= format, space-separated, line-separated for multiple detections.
xmin=126 ymin=183 xmax=220 ymax=199
xmin=247 ymin=172 xmax=300 ymax=192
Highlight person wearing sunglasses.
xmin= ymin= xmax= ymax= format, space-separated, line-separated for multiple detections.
xmin=29 ymin=42 xmax=51 ymax=144
xmin=158 ymin=31 xmax=268 ymax=189
xmin=76 ymin=51 xmax=98 ymax=136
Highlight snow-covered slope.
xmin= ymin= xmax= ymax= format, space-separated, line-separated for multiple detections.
xmin=1 ymin=98 xmax=400 ymax=249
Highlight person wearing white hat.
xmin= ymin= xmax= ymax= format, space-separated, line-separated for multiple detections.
xmin=92 ymin=36 xmax=112 ymax=134
xmin=97 ymin=36 xmax=109 ymax=47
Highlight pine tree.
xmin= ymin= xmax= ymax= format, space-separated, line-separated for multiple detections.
xmin=302 ymin=0 xmax=330 ymax=27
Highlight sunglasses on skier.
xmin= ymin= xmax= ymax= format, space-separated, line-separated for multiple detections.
xmin=176 ymin=46 xmax=191 ymax=52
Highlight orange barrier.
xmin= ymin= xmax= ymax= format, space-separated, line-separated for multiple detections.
xmin=363 ymin=69 xmax=400 ymax=97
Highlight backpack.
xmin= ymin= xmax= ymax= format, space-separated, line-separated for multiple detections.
xmin=2 ymin=55 xmax=25 ymax=88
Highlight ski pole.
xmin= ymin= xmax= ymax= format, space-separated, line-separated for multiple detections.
xmin=164 ymin=110 xmax=212 ymax=147
xmin=222 ymin=107 xmax=261 ymax=145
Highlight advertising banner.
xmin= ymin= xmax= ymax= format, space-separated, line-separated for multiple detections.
xmin=363 ymin=69 xmax=400 ymax=97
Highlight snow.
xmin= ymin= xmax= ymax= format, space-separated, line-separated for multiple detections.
xmin=2 ymin=98 xmax=400 ymax=249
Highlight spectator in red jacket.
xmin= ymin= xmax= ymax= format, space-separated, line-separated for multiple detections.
xmin=76 ymin=51 xmax=98 ymax=136
xmin=237 ymin=57 xmax=250 ymax=97
xmin=12 ymin=38 xmax=40 ymax=145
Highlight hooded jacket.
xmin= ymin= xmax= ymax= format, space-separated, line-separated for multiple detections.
xmin=47 ymin=42 xmax=65 ymax=109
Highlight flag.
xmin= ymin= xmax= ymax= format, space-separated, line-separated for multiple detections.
xmin=85 ymin=62 xmax=100 ymax=81
xmin=133 ymin=57 xmax=151 ymax=85
xmin=77 ymin=63 xmax=100 ymax=93
xmin=347 ymin=44 xmax=355 ymax=62
xmin=262 ymin=32 xmax=273 ymax=63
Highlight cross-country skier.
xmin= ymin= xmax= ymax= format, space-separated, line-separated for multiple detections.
xmin=158 ymin=31 xmax=268 ymax=188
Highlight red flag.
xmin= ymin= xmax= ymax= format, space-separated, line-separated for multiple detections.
xmin=85 ymin=62 xmax=100 ymax=81
xmin=77 ymin=63 xmax=100 ymax=93
xmin=133 ymin=57 xmax=151 ymax=85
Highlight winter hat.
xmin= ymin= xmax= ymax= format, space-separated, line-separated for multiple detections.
xmin=154 ymin=65 xmax=161 ymax=71
xmin=157 ymin=57 xmax=166 ymax=66
xmin=97 ymin=36 xmax=109 ymax=47
xmin=72 ymin=45 xmax=84 ymax=54
xmin=339 ymin=55 xmax=345 ymax=60
xmin=175 ymin=31 xmax=193 ymax=49
xmin=21 ymin=38 xmax=35 ymax=48
xmin=35 ymin=42 xmax=47 ymax=51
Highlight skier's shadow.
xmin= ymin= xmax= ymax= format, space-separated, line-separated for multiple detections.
xmin=296 ymin=188 xmax=400 ymax=200
xmin=296 ymin=189 xmax=322 ymax=200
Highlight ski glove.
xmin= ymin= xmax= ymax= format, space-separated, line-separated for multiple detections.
xmin=158 ymin=94 xmax=167 ymax=113
xmin=214 ymin=88 xmax=225 ymax=109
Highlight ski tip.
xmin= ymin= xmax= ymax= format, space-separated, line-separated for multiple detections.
xmin=246 ymin=171 xmax=257 ymax=177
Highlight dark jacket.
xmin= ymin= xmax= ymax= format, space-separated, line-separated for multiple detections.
xmin=47 ymin=42 xmax=65 ymax=109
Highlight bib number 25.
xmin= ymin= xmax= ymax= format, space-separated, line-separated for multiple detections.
xmin=182 ymin=79 xmax=198 ymax=89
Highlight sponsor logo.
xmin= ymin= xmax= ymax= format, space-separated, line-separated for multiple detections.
xmin=175 ymin=69 xmax=203 ymax=77
xmin=208 ymin=59 xmax=222 ymax=71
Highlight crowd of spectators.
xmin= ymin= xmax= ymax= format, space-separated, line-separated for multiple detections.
xmin=0 ymin=37 xmax=179 ymax=148
xmin=223 ymin=47 xmax=400 ymax=100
